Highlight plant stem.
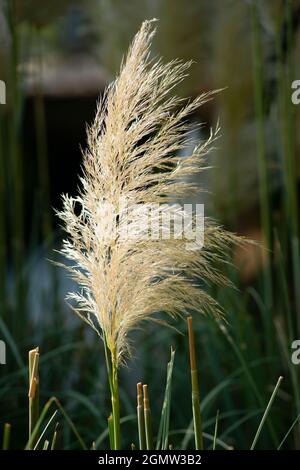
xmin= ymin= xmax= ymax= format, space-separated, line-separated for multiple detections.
xmin=143 ymin=384 xmax=153 ymax=450
xmin=250 ymin=0 xmax=274 ymax=356
xmin=213 ymin=410 xmax=219 ymax=450
xmin=43 ymin=440 xmax=49 ymax=450
xmin=187 ymin=316 xmax=204 ymax=450
xmin=2 ymin=423 xmax=11 ymax=450
xmin=50 ymin=423 xmax=59 ymax=450
xmin=28 ymin=347 xmax=40 ymax=450
xmin=137 ymin=382 xmax=146 ymax=450
xmin=111 ymin=361 xmax=121 ymax=450
xmin=103 ymin=336 xmax=121 ymax=449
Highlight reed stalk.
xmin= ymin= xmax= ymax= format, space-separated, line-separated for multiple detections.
xmin=137 ymin=382 xmax=146 ymax=450
xmin=111 ymin=362 xmax=121 ymax=450
xmin=275 ymin=1 xmax=300 ymax=340
xmin=50 ymin=423 xmax=59 ymax=450
xmin=2 ymin=423 xmax=11 ymax=450
xmin=187 ymin=316 xmax=204 ymax=450
xmin=103 ymin=336 xmax=121 ymax=450
xmin=33 ymin=26 xmax=52 ymax=239
xmin=250 ymin=0 xmax=274 ymax=356
xmin=28 ymin=347 xmax=40 ymax=449
xmin=6 ymin=0 xmax=25 ymax=338
xmin=143 ymin=384 xmax=153 ymax=450
xmin=43 ymin=440 xmax=49 ymax=450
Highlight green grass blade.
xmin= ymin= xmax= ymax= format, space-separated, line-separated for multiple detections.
xmin=156 ymin=347 xmax=175 ymax=450
xmin=212 ymin=410 xmax=219 ymax=450
xmin=188 ymin=316 xmax=203 ymax=450
xmin=250 ymin=376 xmax=283 ymax=449
xmin=277 ymin=414 xmax=300 ymax=450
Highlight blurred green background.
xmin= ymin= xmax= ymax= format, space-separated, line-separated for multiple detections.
xmin=0 ymin=0 xmax=300 ymax=450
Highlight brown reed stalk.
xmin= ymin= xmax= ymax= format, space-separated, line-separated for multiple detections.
xmin=137 ymin=382 xmax=146 ymax=450
xmin=28 ymin=347 xmax=40 ymax=450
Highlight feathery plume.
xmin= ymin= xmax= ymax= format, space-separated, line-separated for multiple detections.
xmin=57 ymin=19 xmax=238 ymax=367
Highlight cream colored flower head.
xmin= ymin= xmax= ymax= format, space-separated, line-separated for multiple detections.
xmin=57 ymin=20 xmax=238 ymax=366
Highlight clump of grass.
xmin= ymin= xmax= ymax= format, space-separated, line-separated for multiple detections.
xmin=56 ymin=19 xmax=240 ymax=449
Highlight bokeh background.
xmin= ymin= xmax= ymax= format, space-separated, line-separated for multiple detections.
xmin=1 ymin=0 xmax=300 ymax=450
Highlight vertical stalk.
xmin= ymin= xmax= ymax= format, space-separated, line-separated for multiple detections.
xmin=143 ymin=384 xmax=153 ymax=450
xmin=43 ymin=440 xmax=49 ymax=450
xmin=28 ymin=347 xmax=40 ymax=449
xmin=33 ymin=26 xmax=52 ymax=240
xmin=0 ymin=113 xmax=6 ymax=323
xmin=137 ymin=382 xmax=146 ymax=450
xmin=50 ymin=423 xmax=59 ymax=450
xmin=187 ymin=316 xmax=203 ymax=450
xmin=2 ymin=423 xmax=11 ymax=450
xmin=103 ymin=336 xmax=121 ymax=450
xmin=111 ymin=361 xmax=121 ymax=450
xmin=7 ymin=0 xmax=25 ymax=339
xmin=251 ymin=0 xmax=273 ymax=355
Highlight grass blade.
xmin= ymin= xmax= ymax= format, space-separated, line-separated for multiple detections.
xmin=34 ymin=411 xmax=58 ymax=450
xmin=50 ymin=423 xmax=59 ymax=450
xmin=187 ymin=316 xmax=204 ymax=450
xmin=277 ymin=414 xmax=300 ymax=450
xmin=156 ymin=347 xmax=176 ymax=450
xmin=250 ymin=376 xmax=283 ymax=449
xmin=212 ymin=410 xmax=219 ymax=450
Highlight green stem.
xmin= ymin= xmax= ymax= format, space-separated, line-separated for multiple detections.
xmin=187 ymin=316 xmax=204 ymax=450
xmin=111 ymin=362 xmax=121 ymax=450
xmin=251 ymin=0 xmax=273 ymax=356
xmin=103 ymin=336 xmax=121 ymax=450
xmin=2 ymin=423 xmax=11 ymax=450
